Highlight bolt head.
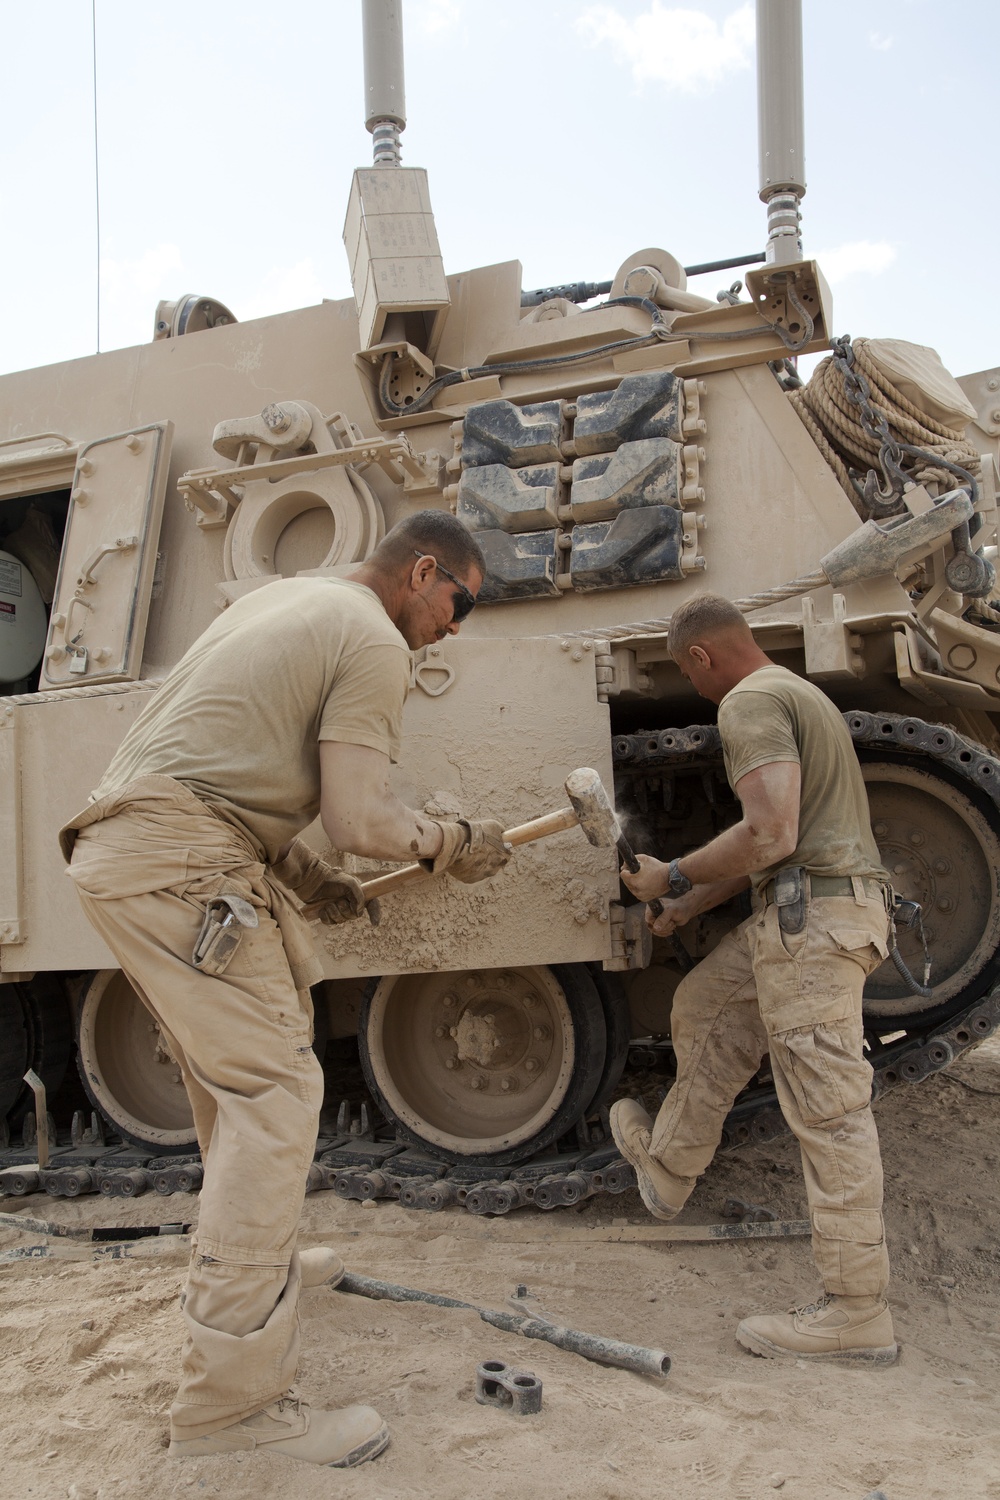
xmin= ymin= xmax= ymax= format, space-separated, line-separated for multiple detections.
xmin=469 ymin=1075 xmax=483 ymax=1090
xmin=524 ymin=1058 xmax=540 ymax=1074
xmin=445 ymin=1057 xmax=459 ymax=1070
xmin=434 ymin=1025 xmax=447 ymax=1039
xmin=533 ymin=1025 xmax=550 ymax=1042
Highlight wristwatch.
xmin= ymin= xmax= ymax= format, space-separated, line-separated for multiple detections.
xmin=666 ymin=859 xmax=692 ymax=897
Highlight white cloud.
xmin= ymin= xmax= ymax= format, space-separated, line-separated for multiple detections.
xmin=576 ymin=2 xmax=755 ymax=91
xmin=414 ymin=0 xmax=462 ymax=35
xmin=814 ymin=240 xmax=897 ymax=284
xmin=869 ymin=31 xmax=893 ymax=50
xmin=240 ymin=259 xmax=328 ymax=322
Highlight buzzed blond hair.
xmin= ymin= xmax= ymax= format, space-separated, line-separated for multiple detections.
xmin=669 ymin=593 xmax=752 ymax=662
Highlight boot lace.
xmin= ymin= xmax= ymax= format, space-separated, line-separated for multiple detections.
xmin=791 ymin=1293 xmax=832 ymax=1317
xmin=275 ymin=1387 xmax=307 ymax=1417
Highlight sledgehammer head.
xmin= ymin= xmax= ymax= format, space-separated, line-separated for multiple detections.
xmin=564 ymin=768 xmax=622 ymax=851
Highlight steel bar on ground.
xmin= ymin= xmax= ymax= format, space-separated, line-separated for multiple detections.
xmin=335 ymin=1271 xmax=670 ymax=1377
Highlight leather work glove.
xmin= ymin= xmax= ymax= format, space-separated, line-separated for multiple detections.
xmin=421 ymin=817 xmax=511 ymax=884
xmin=271 ymin=838 xmax=380 ymax=926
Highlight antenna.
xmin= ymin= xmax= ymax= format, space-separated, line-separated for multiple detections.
xmin=756 ymin=0 xmax=806 ymax=265
xmin=91 ymin=0 xmax=102 ymax=349
xmin=362 ymin=0 xmax=406 ymax=166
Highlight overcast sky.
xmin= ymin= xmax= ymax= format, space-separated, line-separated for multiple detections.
xmin=2 ymin=0 xmax=996 ymax=384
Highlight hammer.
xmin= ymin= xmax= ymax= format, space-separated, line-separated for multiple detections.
xmin=335 ymin=767 xmax=628 ymax=904
xmin=566 ymin=771 xmax=694 ymax=973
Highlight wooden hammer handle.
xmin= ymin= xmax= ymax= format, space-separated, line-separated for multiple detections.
xmin=313 ymin=806 xmax=582 ymax=906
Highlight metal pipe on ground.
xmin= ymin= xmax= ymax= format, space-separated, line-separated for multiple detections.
xmin=334 ymin=1271 xmax=671 ymax=1379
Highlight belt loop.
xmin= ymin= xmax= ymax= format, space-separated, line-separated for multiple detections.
xmin=851 ymin=875 xmax=865 ymax=906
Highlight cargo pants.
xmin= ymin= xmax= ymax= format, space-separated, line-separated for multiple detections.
xmin=63 ymin=778 xmax=326 ymax=1441
xmin=649 ymin=885 xmax=891 ymax=1297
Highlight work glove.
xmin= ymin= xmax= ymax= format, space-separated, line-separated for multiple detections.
xmin=421 ymin=817 xmax=511 ymax=884
xmin=271 ymin=838 xmax=380 ymax=926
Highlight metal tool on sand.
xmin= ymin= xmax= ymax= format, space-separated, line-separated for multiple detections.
xmin=335 ymin=1270 xmax=671 ymax=1378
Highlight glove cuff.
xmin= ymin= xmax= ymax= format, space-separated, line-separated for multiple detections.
xmin=271 ymin=837 xmax=331 ymax=901
xmin=419 ymin=818 xmax=472 ymax=875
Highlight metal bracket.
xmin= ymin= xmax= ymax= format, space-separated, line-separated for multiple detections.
xmin=801 ymin=593 xmax=865 ymax=681
xmin=179 ymin=415 xmax=439 ymax=523
xmin=412 ymin=644 xmax=456 ymax=698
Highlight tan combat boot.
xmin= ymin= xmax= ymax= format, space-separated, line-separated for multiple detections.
xmin=737 ymin=1294 xmax=897 ymax=1365
xmin=609 ymin=1099 xmax=685 ymax=1222
xmin=299 ymin=1246 xmax=346 ymax=1289
xmin=169 ymin=1390 xmax=389 ymax=1466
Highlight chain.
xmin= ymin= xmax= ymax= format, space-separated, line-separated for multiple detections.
xmin=830 ymin=335 xmax=981 ymax=518
xmin=830 ymin=336 xmax=912 ymax=517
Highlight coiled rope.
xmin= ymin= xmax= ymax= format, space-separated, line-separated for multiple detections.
xmin=789 ymin=338 xmax=981 ymax=516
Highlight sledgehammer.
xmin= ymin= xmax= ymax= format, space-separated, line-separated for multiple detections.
xmin=347 ymin=767 xmax=626 ymax=903
xmin=565 ymin=771 xmax=694 ymax=973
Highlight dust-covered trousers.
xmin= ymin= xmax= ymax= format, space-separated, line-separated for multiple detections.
xmin=650 ymin=884 xmax=891 ymax=1297
xmin=61 ymin=776 xmax=326 ymax=1441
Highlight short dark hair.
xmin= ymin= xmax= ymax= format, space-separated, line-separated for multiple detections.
xmin=371 ymin=510 xmax=486 ymax=581
xmin=669 ymin=593 xmax=751 ymax=661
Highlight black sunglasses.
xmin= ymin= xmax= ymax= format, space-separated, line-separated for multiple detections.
xmin=413 ymin=551 xmax=477 ymax=623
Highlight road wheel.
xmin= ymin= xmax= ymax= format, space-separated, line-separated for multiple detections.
xmin=862 ymin=760 xmax=1000 ymax=1030
xmin=76 ymin=970 xmax=197 ymax=1152
xmin=360 ymin=963 xmax=607 ymax=1167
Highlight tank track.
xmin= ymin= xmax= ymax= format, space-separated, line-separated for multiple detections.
xmin=2 ymin=712 xmax=998 ymax=1218
xmin=1 ymin=981 xmax=997 ymax=1215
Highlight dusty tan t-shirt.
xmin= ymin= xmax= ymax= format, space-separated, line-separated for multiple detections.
xmin=94 ymin=578 xmax=411 ymax=860
xmin=717 ymin=665 xmax=887 ymax=891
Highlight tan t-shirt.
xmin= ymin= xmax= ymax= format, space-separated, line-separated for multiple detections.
xmin=717 ymin=665 xmax=887 ymax=891
xmin=94 ymin=578 xmax=411 ymax=860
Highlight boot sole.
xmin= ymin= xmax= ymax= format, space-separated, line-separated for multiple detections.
xmin=736 ymin=1325 xmax=898 ymax=1365
xmin=329 ymin=1422 xmax=390 ymax=1468
xmin=608 ymin=1113 xmax=681 ymax=1224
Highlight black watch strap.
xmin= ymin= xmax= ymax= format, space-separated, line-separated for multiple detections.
xmin=667 ymin=859 xmax=693 ymax=897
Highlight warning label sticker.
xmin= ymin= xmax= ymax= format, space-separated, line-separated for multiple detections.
xmin=0 ymin=559 xmax=22 ymax=597
xmin=0 ymin=601 xmax=15 ymax=623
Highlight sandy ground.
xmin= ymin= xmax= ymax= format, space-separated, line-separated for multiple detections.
xmin=2 ymin=1040 xmax=999 ymax=1500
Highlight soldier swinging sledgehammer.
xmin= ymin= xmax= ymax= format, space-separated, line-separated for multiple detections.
xmin=60 ymin=512 xmax=511 ymax=1468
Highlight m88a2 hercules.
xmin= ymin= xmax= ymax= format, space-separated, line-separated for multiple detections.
xmin=2 ymin=0 xmax=1000 ymax=1210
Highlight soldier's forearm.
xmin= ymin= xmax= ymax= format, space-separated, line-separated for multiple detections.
xmin=322 ymin=794 xmax=444 ymax=863
xmin=678 ymin=817 xmax=794 ymax=885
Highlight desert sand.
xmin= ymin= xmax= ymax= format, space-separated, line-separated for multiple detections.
xmin=2 ymin=1039 xmax=999 ymax=1500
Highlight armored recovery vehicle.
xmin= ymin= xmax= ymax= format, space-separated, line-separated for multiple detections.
xmin=2 ymin=0 xmax=1000 ymax=1211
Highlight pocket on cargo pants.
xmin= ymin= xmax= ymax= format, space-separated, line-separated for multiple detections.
xmin=772 ymin=1014 xmax=874 ymax=1127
